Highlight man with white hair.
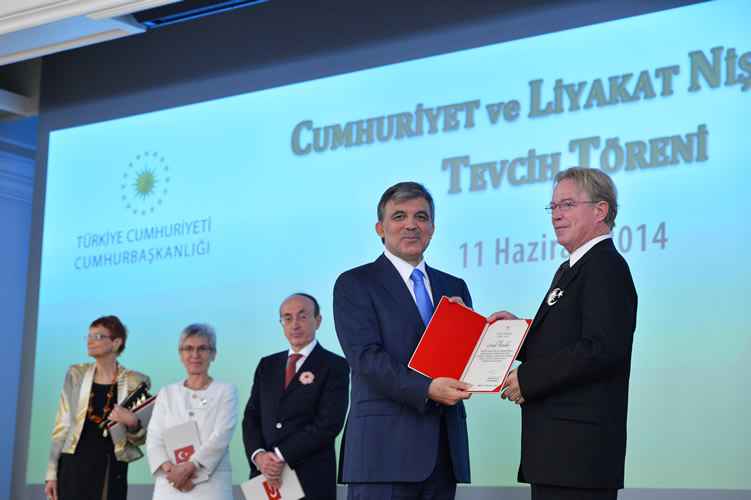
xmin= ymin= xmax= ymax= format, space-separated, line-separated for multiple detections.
xmin=491 ymin=167 xmax=638 ymax=500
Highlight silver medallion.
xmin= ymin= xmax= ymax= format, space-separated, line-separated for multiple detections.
xmin=547 ymin=288 xmax=564 ymax=306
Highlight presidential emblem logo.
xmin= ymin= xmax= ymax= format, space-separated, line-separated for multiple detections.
xmin=121 ymin=151 xmax=170 ymax=215
xmin=547 ymin=288 xmax=564 ymax=306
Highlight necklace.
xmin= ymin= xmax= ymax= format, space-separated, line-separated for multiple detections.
xmin=86 ymin=365 xmax=118 ymax=425
xmin=184 ymin=376 xmax=212 ymax=391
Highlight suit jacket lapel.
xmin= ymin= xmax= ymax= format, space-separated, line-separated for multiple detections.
xmin=529 ymin=239 xmax=614 ymax=332
xmin=425 ymin=265 xmax=446 ymax=308
xmin=116 ymin=364 xmax=128 ymax=404
xmin=283 ymin=343 xmax=324 ymax=399
xmin=373 ymin=254 xmax=425 ymax=329
xmin=529 ymin=261 xmax=580 ymax=333
xmin=76 ymin=364 xmax=96 ymax=423
xmin=270 ymin=351 xmax=288 ymax=407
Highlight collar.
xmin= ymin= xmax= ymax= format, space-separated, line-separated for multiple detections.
xmin=383 ymin=248 xmax=428 ymax=283
xmin=288 ymin=338 xmax=317 ymax=358
xmin=79 ymin=363 xmax=130 ymax=414
xmin=569 ymin=233 xmax=611 ymax=267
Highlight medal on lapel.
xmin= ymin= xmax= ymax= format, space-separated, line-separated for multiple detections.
xmin=547 ymin=288 xmax=564 ymax=306
xmin=299 ymin=371 xmax=315 ymax=385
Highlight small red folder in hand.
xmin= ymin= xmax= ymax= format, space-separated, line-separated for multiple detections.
xmin=408 ymin=297 xmax=531 ymax=392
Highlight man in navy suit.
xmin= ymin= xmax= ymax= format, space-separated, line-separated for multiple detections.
xmin=242 ymin=293 xmax=350 ymax=500
xmin=334 ymin=181 xmax=473 ymax=500
xmin=491 ymin=167 xmax=638 ymax=500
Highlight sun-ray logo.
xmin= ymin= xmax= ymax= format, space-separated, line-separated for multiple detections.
xmin=121 ymin=151 xmax=170 ymax=215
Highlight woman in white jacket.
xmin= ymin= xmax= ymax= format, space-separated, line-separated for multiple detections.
xmin=146 ymin=323 xmax=237 ymax=500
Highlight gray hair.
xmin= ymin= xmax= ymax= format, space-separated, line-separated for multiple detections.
xmin=377 ymin=181 xmax=435 ymax=223
xmin=555 ymin=167 xmax=618 ymax=229
xmin=179 ymin=323 xmax=217 ymax=352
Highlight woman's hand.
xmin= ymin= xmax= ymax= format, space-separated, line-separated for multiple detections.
xmin=108 ymin=405 xmax=139 ymax=430
xmin=166 ymin=461 xmax=197 ymax=491
xmin=44 ymin=480 xmax=58 ymax=500
xmin=179 ymin=479 xmax=196 ymax=492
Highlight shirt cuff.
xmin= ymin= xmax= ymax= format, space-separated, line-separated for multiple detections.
xmin=250 ymin=448 xmax=265 ymax=467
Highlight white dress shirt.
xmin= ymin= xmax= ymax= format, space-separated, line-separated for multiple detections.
xmin=288 ymin=338 xmax=318 ymax=372
xmin=569 ymin=234 xmax=612 ymax=267
xmin=383 ymin=248 xmax=434 ymax=307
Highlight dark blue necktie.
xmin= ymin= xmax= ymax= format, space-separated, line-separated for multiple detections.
xmin=410 ymin=268 xmax=434 ymax=326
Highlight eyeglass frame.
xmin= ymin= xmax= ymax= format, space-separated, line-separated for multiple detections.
xmin=545 ymin=199 xmax=602 ymax=213
xmin=279 ymin=312 xmax=315 ymax=326
xmin=178 ymin=345 xmax=215 ymax=355
xmin=86 ymin=333 xmax=112 ymax=341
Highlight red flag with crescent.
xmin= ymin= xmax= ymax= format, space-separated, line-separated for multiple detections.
xmin=174 ymin=444 xmax=195 ymax=464
xmin=262 ymin=480 xmax=282 ymax=499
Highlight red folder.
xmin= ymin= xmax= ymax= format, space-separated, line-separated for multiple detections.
xmin=408 ymin=297 xmax=531 ymax=392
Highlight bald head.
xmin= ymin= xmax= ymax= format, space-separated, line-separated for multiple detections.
xmin=279 ymin=293 xmax=320 ymax=318
xmin=279 ymin=293 xmax=321 ymax=352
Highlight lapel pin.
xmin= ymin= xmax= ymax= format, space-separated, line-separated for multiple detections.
xmin=547 ymin=288 xmax=564 ymax=306
xmin=299 ymin=371 xmax=315 ymax=385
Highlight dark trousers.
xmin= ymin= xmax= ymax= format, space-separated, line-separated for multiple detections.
xmin=531 ymin=484 xmax=617 ymax=500
xmin=347 ymin=418 xmax=456 ymax=500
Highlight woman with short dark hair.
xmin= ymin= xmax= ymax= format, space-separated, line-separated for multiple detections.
xmin=44 ymin=315 xmax=150 ymax=500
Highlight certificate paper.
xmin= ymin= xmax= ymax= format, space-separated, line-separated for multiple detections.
xmin=162 ymin=421 xmax=210 ymax=483
xmin=408 ymin=297 xmax=531 ymax=392
xmin=460 ymin=318 xmax=530 ymax=391
xmin=241 ymin=466 xmax=305 ymax=500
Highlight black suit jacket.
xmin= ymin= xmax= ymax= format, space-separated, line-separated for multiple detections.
xmin=333 ymin=253 xmax=472 ymax=484
xmin=517 ymin=238 xmax=637 ymax=489
xmin=242 ymin=343 xmax=349 ymax=500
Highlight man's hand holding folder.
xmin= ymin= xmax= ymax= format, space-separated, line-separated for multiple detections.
xmin=427 ymin=377 xmax=473 ymax=406
xmin=425 ymin=296 xmax=472 ymax=405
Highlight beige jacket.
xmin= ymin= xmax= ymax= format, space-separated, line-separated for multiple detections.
xmin=46 ymin=363 xmax=151 ymax=481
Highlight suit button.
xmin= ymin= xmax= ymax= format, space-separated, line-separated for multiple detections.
xmin=275 ymin=422 xmax=282 ymax=429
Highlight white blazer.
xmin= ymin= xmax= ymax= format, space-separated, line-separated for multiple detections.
xmin=146 ymin=380 xmax=237 ymax=500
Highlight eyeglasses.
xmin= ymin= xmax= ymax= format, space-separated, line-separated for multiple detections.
xmin=280 ymin=313 xmax=312 ymax=326
xmin=179 ymin=345 xmax=214 ymax=354
xmin=545 ymin=200 xmax=599 ymax=213
xmin=87 ymin=333 xmax=112 ymax=341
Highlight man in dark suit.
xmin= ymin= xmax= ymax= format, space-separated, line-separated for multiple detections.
xmin=334 ymin=181 xmax=473 ymax=500
xmin=491 ymin=167 xmax=638 ymax=500
xmin=242 ymin=293 xmax=350 ymax=500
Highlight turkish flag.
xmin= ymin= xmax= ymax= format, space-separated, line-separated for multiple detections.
xmin=262 ymin=480 xmax=282 ymax=499
xmin=174 ymin=444 xmax=195 ymax=464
